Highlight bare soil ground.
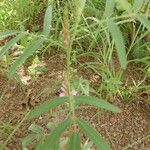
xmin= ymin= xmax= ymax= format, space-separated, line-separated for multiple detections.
xmin=0 ymin=55 xmax=150 ymax=150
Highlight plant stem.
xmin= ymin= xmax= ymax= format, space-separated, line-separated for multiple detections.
xmin=63 ymin=5 xmax=76 ymax=131
xmin=66 ymin=45 xmax=76 ymax=131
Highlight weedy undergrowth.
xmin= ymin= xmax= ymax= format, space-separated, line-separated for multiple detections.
xmin=0 ymin=0 xmax=150 ymax=149
xmin=0 ymin=0 xmax=48 ymax=31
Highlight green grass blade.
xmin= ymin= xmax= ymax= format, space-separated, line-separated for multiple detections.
xmin=77 ymin=118 xmax=111 ymax=150
xmin=8 ymin=37 xmax=45 ymax=79
xmin=0 ymin=30 xmax=18 ymax=38
xmin=107 ymin=19 xmax=127 ymax=69
xmin=43 ymin=6 xmax=52 ymax=37
xmin=137 ymin=15 xmax=150 ymax=30
xmin=103 ymin=0 xmax=115 ymax=18
xmin=43 ymin=118 xmax=72 ymax=150
xmin=132 ymin=0 xmax=144 ymax=13
xmin=75 ymin=96 xmax=121 ymax=113
xmin=0 ymin=33 xmax=25 ymax=58
xmin=67 ymin=132 xmax=82 ymax=150
xmin=26 ymin=96 xmax=67 ymax=120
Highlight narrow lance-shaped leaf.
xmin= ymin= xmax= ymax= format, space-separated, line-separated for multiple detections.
xmin=132 ymin=0 xmax=144 ymax=13
xmin=77 ymin=118 xmax=111 ymax=150
xmin=107 ymin=19 xmax=127 ymax=70
xmin=75 ymin=96 xmax=121 ymax=113
xmin=137 ymin=15 xmax=150 ymax=30
xmin=43 ymin=6 xmax=52 ymax=37
xmin=67 ymin=132 xmax=82 ymax=150
xmin=43 ymin=118 xmax=72 ymax=150
xmin=36 ymin=140 xmax=59 ymax=150
xmin=8 ymin=37 xmax=45 ymax=79
xmin=35 ymin=141 xmax=45 ymax=150
xmin=51 ymin=140 xmax=59 ymax=150
xmin=0 ymin=30 xmax=18 ymax=38
xmin=74 ymin=0 xmax=86 ymax=26
xmin=22 ymin=134 xmax=36 ymax=149
xmin=26 ymin=96 xmax=67 ymax=120
xmin=103 ymin=0 xmax=115 ymax=18
xmin=0 ymin=33 xmax=26 ymax=58
xmin=28 ymin=124 xmax=45 ymax=134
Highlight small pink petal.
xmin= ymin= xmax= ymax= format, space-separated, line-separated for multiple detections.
xmin=60 ymin=87 xmax=66 ymax=93
xmin=59 ymin=92 xmax=66 ymax=97
xmin=72 ymin=89 xmax=78 ymax=96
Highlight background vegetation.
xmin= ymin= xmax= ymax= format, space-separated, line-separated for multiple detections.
xmin=0 ymin=0 xmax=150 ymax=149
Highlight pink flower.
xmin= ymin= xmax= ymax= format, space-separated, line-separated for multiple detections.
xmin=59 ymin=92 xmax=66 ymax=97
xmin=59 ymin=87 xmax=66 ymax=97
xmin=59 ymin=87 xmax=78 ymax=97
xmin=71 ymin=89 xmax=78 ymax=96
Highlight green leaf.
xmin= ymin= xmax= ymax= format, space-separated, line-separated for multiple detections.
xmin=75 ymin=96 xmax=121 ymax=113
xmin=67 ymin=132 xmax=82 ymax=150
xmin=28 ymin=124 xmax=45 ymax=134
xmin=77 ymin=118 xmax=111 ymax=150
xmin=35 ymin=141 xmax=45 ymax=150
xmin=46 ymin=122 xmax=56 ymax=131
xmin=8 ymin=37 xmax=45 ymax=79
xmin=132 ymin=0 xmax=144 ymax=13
xmin=103 ymin=0 xmax=115 ymax=18
xmin=107 ymin=19 xmax=127 ymax=69
xmin=0 ymin=33 xmax=25 ymax=58
xmin=43 ymin=6 xmax=52 ymax=37
xmin=0 ymin=30 xmax=18 ymax=38
xmin=137 ymin=15 xmax=150 ymax=30
xmin=35 ymin=140 xmax=59 ymax=150
xmin=51 ymin=139 xmax=59 ymax=150
xmin=115 ymin=0 xmax=132 ymax=13
xmin=132 ymin=40 xmax=145 ymax=59
xmin=36 ymin=140 xmax=59 ymax=150
xmin=26 ymin=96 xmax=67 ymax=120
xmin=43 ymin=118 xmax=72 ymax=150
xmin=22 ymin=134 xmax=36 ymax=149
